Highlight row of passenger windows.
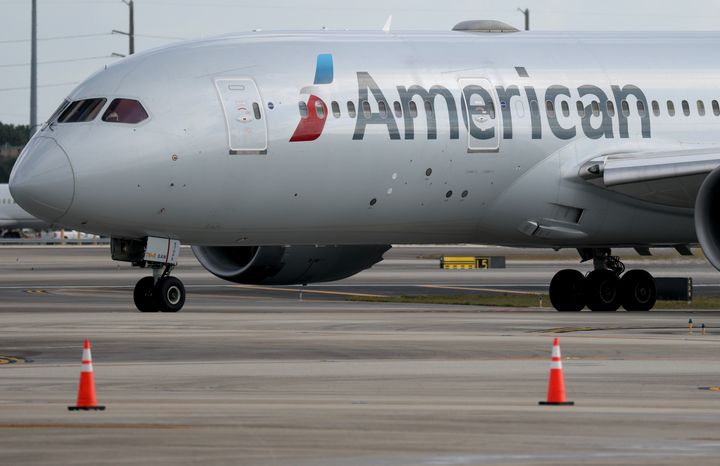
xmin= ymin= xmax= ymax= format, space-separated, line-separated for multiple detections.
xmin=299 ymin=97 xmax=720 ymax=120
xmin=544 ymin=98 xmax=720 ymax=118
xmin=299 ymin=99 xmax=427 ymax=120
xmin=50 ymin=97 xmax=149 ymax=125
xmin=1 ymin=198 xmax=15 ymax=205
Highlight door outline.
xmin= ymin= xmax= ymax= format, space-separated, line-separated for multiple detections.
xmin=458 ymin=77 xmax=502 ymax=153
xmin=215 ymin=78 xmax=268 ymax=155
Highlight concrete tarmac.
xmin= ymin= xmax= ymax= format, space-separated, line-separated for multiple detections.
xmin=1 ymin=246 xmax=720 ymax=465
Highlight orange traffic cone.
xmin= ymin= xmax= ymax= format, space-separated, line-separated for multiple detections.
xmin=539 ymin=338 xmax=574 ymax=406
xmin=68 ymin=339 xmax=105 ymax=411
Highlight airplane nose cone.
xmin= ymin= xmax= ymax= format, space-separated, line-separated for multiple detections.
xmin=9 ymin=136 xmax=75 ymax=222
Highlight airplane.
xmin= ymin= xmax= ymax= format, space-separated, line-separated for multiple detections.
xmin=8 ymin=20 xmax=720 ymax=313
xmin=0 ymin=183 xmax=50 ymax=234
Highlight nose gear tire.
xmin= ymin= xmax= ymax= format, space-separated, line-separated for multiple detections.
xmin=155 ymin=276 xmax=185 ymax=312
xmin=133 ymin=276 xmax=158 ymax=312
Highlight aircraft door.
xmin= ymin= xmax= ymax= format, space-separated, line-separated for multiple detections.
xmin=458 ymin=77 xmax=501 ymax=152
xmin=215 ymin=78 xmax=267 ymax=154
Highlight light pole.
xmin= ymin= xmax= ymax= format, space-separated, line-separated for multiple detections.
xmin=112 ymin=0 xmax=134 ymax=56
xmin=517 ymin=8 xmax=529 ymax=31
xmin=30 ymin=0 xmax=37 ymax=135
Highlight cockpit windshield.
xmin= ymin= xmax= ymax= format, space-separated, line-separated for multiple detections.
xmin=57 ymin=98 xmax=107 ymax=123
xmin=44 ymin=97 xmax=149 ymax=128
xmin=102 ymin=99 xmax=149 ymax=124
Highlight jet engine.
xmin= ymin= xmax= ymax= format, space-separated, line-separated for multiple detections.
xmin=191 ymin=244 xmax=391 ymax=285
xmin=695 ymin=165 xmax=720 ymax=271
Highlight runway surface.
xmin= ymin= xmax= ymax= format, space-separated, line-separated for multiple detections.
xmin=1 ymin=246 xmax=720 ymax=465
xmin=0 ymin=245 xmax=716 ymax=309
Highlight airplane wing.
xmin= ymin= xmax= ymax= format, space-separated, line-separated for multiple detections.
xmin=578 ymin=147 xmax=720 ymax=208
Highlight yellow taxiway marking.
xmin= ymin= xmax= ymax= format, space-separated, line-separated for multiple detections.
xmin=230 ymin=284 xmax=387 ymax=298
xmin=0 ymin=356 xmax=31 ymax=365
xmin=419 ymin=284 xmax=543 ymax=296
xmin=540 ymin=327 xmax=596 ymax=334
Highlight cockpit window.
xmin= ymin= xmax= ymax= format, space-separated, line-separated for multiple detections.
xmin=41 ymin=99 xmax=71 ymax=129
xmin=58 ymin=98 xmax=107 ymax=123
xmin=102 ymin=98 xmax=149 ymax=124
xmin=47 ymin=99 xmax=71 ymax=123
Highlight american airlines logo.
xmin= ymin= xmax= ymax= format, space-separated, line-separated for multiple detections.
xmin=290 ymin=54 xmax=652 ymax=142
xmin=289 ymin=54 xmax=333 ymax=142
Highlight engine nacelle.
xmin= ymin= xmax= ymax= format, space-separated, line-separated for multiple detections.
xmin=191 ymin=244 xmax=391 ymax=285
xmin=695 ymin=165 xmax=720 ymax=270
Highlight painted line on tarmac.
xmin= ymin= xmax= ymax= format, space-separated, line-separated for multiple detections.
xmin=535 ymin=327 xmax=597 ymax=334
xmin=230 ymin=284 xmax=388 ymax=298
xmin=0 ymin=356 xmax=32 ymax=365
xmin=0 ymin=283 xmax=546 ymax=290
xmin=419 ymin=284 xmax=543 ymax=295
xmin=0 ymin=423 xmax=190 ymax=429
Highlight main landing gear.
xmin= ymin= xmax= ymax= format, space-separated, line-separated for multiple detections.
xmin=549 ymin=248 xmax=656 ymax=312
xmin=133 ymin=264 xmax=186 ymax=312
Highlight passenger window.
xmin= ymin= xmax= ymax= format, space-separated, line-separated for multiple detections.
xmin=591 ymin=101 xmax=600 ymax=117
xmin=102 ymin=98 xmax=148 ymax=124
xmin=378 ymin=100 xmax=388 ymax=119
xmin=652 ymin=100 xmax=660 ymax=116
xmin=621 ymin=100 xmax=630 ymax=117
xmin=58 ymin=98 xmax=107 ymax=123
xmin=331 ymin=101 xmax=341 ymax=118
xmin=667 ymin=100 xmax=675 ymax=116
xmin=714 ymin=100 xmax=720 ymax=116
xmin=298 ymin=101 xmax=308 ymax=119
xmin=545 ymin=100 xmax=555 ymax=118
xmin=361 ymin=100 xmax=371 ymax=118
xmin=576 ymin=101 xmax=585 ymax=118
xmin=561 ymin=101 xmax=569 ymax=117
xmin=636 ymin=101 xmax=646 ymax=117
xmin=252 ymin=102 xmax=262 ymax=120
xmin=393 ymin=101 xmax=402 ymax=118
xmin=606 ymin=101 xmax=615 ymax=117
xmin=347 ymin=101 xmax=356 ymax=118
xmin=682 ymin=100 xmax=690 ymax=116
xmin=409 ymin=101 xmax=418 ymax=118
xmin=698 ymin=100 xmax=706 ymax=116
xmin=315 ymin=100 xmax=325 ymax=119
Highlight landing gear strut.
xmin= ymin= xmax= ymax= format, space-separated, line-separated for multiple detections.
xmin=111 ymin=236 xmax=186 ymax=313
xmin=549 ymin=248 xmax=656 ymax=312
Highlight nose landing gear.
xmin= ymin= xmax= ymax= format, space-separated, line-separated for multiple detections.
xmin=133 ymin=264 xmax=186 ymax=312
xmin=111 ymin=236 xmax=186 ymax=313
xmin=549 ymin=248 xmax=656 ymax=312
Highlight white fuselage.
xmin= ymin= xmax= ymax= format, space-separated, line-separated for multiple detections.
xmin=10 ymin=30 xmax=715 ymax=248
xmin=0 ymin=184 xmax=47 ymax=229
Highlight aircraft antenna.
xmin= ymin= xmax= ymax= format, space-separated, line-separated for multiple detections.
xmin=382 ymin=15 xmax=392 ymax=33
